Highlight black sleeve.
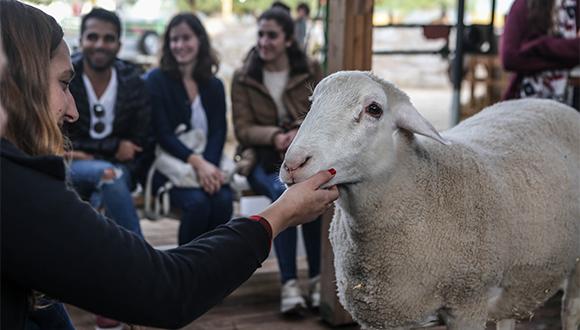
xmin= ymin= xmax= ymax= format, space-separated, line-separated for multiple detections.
xmin=126 ymin=77 xmax=152 ymax=148
xmin=71 ymin=137 xmax=120 ymax=156
xmin=203 ymin=78 xmax=227 ymax=166
xmin=1 ymin=162 xmax=270 ymax=328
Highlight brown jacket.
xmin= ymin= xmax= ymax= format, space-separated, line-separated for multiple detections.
xmin=231 ymin=60 xmax=323 ymax=174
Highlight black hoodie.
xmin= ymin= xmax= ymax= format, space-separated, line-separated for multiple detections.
xmin=0 ymin=139 xmax=271 ymax=329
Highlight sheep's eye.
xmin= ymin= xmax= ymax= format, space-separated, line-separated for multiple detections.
xmin=365 ymin=102 xmax=383 ymax=118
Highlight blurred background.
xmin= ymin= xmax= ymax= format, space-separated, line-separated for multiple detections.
xmin=25 ymin=0 xmax=519 ymax=135
xmin=22 ymin=0 xmax=523 ymax=190
xmin=25 ymin=0 xmax=515 ymax=88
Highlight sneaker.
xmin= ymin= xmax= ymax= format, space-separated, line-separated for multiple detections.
xmin=308 ymin=275 xmax=321 ymax=309
xmin=95 ymin=315 xmax=123 ymax=330
xmin=280 ymin=279 xmax=307 ymax=314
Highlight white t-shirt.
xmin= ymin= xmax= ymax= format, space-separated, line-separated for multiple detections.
xmin=263 ymin=69 xmax=290 ymax=125
xmin=83 ymin=68 xmax=118 ymax=139
xmin=190 ymin=95 xmax=208 ymax=137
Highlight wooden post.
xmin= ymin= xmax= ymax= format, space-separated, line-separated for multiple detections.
xmin=326 ymin=0 xmax=373 ymax=74
xmin=222 ymin=0 xmax=233 ymax=20
xmin=319 ymin=205 xmax=354 ymax=326
xmin=320 ymin=0 xmax=373 ymax=326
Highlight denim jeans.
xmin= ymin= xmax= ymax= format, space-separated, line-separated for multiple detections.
xmin=248 ymin=164 xmax=321 ymax=283
xmin=25 ymin=301 xmax=75 ymax=330
xmin=69 ymin=160 xmax=143 ymax=237
xmin=153 ymin=172 xmax=234 ymax=245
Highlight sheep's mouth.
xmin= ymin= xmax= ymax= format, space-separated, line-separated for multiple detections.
xmin=282 ymin=174 xmax=361 ymax=188
xmin=285 ymin=180 xmax=297 ymax=187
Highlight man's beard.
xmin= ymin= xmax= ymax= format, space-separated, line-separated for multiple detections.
xmin=85 ymin=50 xmax=116 ymax=72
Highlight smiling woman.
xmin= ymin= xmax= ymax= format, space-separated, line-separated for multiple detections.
xmin=231 ymin=7 xmax=325 ymax=315
xmin=145 ymin=13 xmax=234 ymax=245
xmin=0 ymin=1 xmax=75 ymax=156
xmin=49 ymin=42 xmax=79 ymax=127
xmin=0 ymin=3 xmax=337 ymax=330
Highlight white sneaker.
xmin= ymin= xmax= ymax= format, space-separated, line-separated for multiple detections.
xmin=280 ymin=279 xmax=307 ymax=314
xmin=308 ymin=275 xmax=321 ymax=309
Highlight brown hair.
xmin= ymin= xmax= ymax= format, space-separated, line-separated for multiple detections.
xmin=527 ymin=0 xmax=556 ymax=35
xmin=244 ymin=8 xmax=310 ymax=83
xmin=0 ymin=0 xmax=66 ymax=156
xmin=160 ymin=13 xmax=219 ymax=84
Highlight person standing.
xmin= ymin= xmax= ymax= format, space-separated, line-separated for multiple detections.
xmin=232 ymin=8 xmax=324 ymax=314
xmin=501 ymin=0 xmax=580 ymax=110
xmin=145 ymin=13 xmax=233 ymax=244
xmin=294 ymin=2 xmax=311 ymax=50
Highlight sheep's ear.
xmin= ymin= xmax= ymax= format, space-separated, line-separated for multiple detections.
xmin=367 ymin=72 xmax=448 ymax=145
xmin=392 ymin=102 xmax=449 ymax=145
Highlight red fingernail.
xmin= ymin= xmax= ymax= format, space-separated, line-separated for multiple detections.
xmin=328 ymin=168 xmax=336 ymax=175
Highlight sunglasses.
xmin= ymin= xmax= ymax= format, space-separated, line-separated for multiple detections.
xmin=92 ymin=104 xmax=106 ymax=134
xmin=258 ymin=31 xmax=280 ymax=39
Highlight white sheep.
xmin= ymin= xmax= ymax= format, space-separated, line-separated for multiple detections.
xmin=279 ymin=71 xmax=580 ymax=330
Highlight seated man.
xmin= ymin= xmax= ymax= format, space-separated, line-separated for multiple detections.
xmin=64 ymin=8 xmax=151 ymax=330
xmin=65 ymin=8 xmax=150 ymax=238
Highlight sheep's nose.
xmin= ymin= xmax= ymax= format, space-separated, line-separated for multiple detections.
xmin=283 ymin=155 xmax=311 ymax=173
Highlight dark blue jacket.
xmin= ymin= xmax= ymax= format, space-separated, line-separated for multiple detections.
xmin=145 ymin=68 xmax=227 ymax=166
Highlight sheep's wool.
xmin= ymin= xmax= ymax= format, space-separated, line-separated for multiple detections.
xmin=282 ymin=72 xmax=580 ymax=330
xmin=332 ymin=99 xmax=580 ymax=329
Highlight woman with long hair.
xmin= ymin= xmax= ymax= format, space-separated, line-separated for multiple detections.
xmin=501 ymin=0 xmax=580 ymax=110
xmin=1 ymin=2 xmax=78 ymax=329
xmin=146 ymin=13 xmax=234 ymax=244
xmin=231 ymin=7 xmax=324 ymax=314
xmin=0 ymin=2 xmax=338 ymax=329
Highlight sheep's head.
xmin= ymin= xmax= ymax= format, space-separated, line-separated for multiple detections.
xmin=280 ymin=71 xmax=446 ymax=187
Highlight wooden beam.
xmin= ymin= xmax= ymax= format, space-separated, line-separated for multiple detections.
xmin=319 ymin=205 xmax=354 ymax=326
xmin=326 ymin=0 xmax=373 ymax=74
xmin=222 ymin=0 xmax=233 ymax=20
xmin=320 ymin=1 xmax=373 ymax=326
xmin=326 ymin=0 xmax=346 ymax=74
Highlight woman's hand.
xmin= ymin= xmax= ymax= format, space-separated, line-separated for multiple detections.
xmin=115 ymin=140 xmax=142 ymax=162
xmin=258 ymin=169 xmax=339 ymax=237
xmin=273 ymin=129 xmax=299 ymax=152
xmin=283 ymin=128 xmax=298 ymax=148
xmin=188 ymin=154 xmax=223 ymax=195
xmin=273 ymin=132 xmax=287 ymax=152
